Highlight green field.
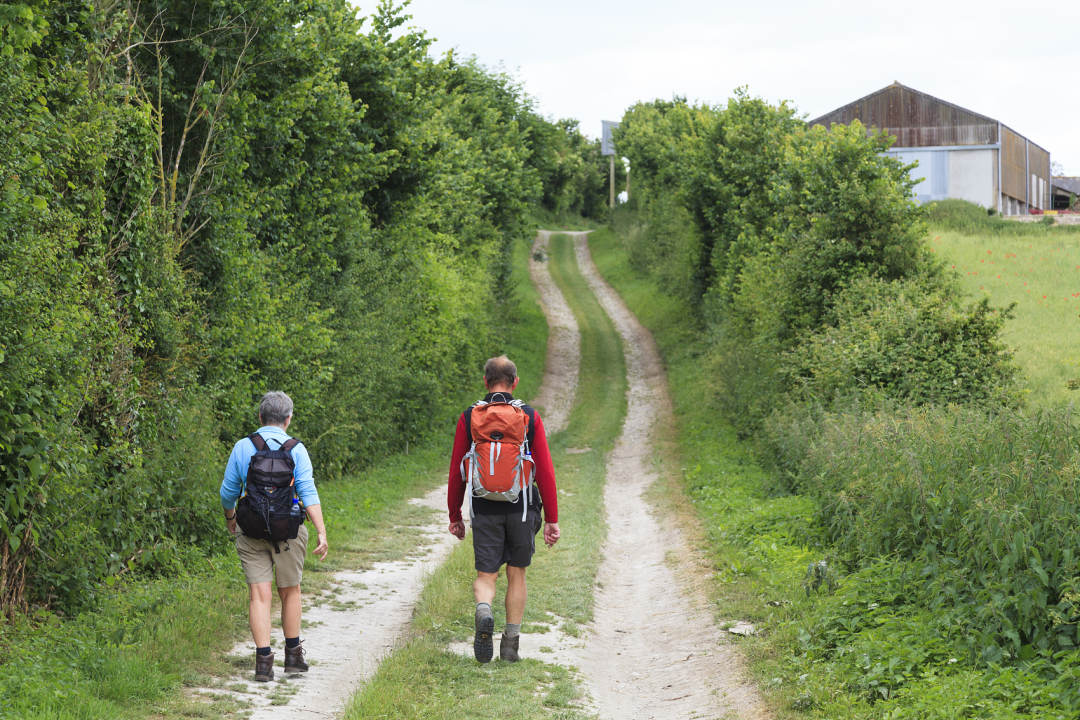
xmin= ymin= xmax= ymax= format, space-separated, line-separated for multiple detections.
xmin=932 ymin=223 xmax=1080 ymax=406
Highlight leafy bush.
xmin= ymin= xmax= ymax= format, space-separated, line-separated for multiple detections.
xmin=0 ymin=0 xmax=605 ymax=615
xmin=785 ymin=275 xmax=1017 ymax=406
xmin=763 ymin=402 xmax=1080 ymax=658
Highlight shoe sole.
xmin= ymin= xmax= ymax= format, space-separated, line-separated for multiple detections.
xmin=254 ymin=673 xmax=274 ymax=682
xmin=474 ymin=614 xmax=494 ymax=663
xmin=283 ymin=666 xmax=308 ymax=674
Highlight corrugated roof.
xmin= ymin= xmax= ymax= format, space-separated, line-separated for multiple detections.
xmin=1054 ymin=177 xmax=1080 ymax=194
xmin=809 ymin=82 xmax=1049 ymax=155
xmin=808 ymin=81 xmax=998 ymax=128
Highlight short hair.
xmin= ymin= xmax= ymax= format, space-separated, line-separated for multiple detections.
xmin=259 ymin=391 xmax=294 ymax=425
xmin=484 ymin=355 xmax=517 ymax=387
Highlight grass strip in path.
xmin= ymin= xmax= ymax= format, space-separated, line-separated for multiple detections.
xmin=587 ymin=227 xmax=817 ymax=718
xmin=344 ymin=231 xmax=627 ymax=719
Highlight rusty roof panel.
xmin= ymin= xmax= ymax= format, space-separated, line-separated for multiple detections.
xmin=810 ymin=83 xmax=1000 ymax=147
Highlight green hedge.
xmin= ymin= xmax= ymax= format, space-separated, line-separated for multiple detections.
xmin=0 ymin=0 xmax=605 ymax=615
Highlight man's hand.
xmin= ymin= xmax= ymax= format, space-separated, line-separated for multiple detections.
xmin=304 ymin=504 xmax=328 ymax=560
xmin=543 ymin=522 xmax=560 ymax=548
xmin=312 ymin=532 xmax=328 ymax=560
xmin=225 ymin=511 xmax=237 ymax=535
xmin=449 ymin=520 xmax=466 ymax=539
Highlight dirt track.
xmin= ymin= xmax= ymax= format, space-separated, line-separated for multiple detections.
xmin=569 ymin=231 xmax=769 ymax=720
xmin=192 ymin=229 xmax=583 ymax=717
xmin=194 ymin=229 xmax=767 ymax=719
xmin=529 ymin=229 xmax=581 ymax=434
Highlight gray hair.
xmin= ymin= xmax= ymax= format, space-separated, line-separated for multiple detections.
xmin=484 ymin=355 xmax=517 ymax=387
xmin=259 ymin=391 xmax=294 ymax=425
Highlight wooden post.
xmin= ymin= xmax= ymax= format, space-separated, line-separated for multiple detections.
xmin=609 ymin=156 xmax=615 ymax=208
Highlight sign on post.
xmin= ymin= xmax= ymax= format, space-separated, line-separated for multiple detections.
xmin=601 ymin=120 xmax=619 ymax=156
xmin=602 ymin=121 xmax=619 ymax=207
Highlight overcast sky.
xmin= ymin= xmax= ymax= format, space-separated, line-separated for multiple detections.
xmin=385 ymin=0 xmax=1080 ymax=175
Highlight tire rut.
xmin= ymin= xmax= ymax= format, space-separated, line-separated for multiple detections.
xmin=188 ymin=231 xmax=583 ymax=718
xmin=568 ymin=232 xmax=770 ymax=720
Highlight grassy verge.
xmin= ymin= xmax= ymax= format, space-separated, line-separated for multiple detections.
xmin=0 ymin=233 xmax=549 ymax=720
xmin=344 ymin=231 xmax=627 ymax=719
xmin=589 ymin=223 xmax=1080 ymax=719
xmin=0 ymin=447 xmax=448 ymax=720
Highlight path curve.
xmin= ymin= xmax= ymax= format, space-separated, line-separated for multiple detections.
xmin=529 ymin=230 xmax=581 ymax=435
xmin=570 ymin=232 xmax=770 ymax=720
xmin=191 ymin=231 xmax=583 ymax=718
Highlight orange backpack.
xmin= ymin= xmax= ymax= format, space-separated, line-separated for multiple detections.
xmin=461 ymin=395 xmax=535 ymax=521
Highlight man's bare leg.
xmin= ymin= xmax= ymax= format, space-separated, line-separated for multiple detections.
xmin=279 ymin=584 xmax=301 ymax=638
xmin=474 ymin=571 xmax=498 ymax=605
xmin=249 ymin=582 xmax=273 ymax=647
xmin=505 ymin=565 xmax=527 ymax=624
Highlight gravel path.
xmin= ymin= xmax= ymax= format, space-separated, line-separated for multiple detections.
xmin=193 ymin=487 xmax=457 ymax=719
xmin=529 ymin=230 xmax=581 ymax=435
xmin=569 ymin=232 xmax=770 ymax=720
xmin=190 ymin=230 xmax=583 ymax=718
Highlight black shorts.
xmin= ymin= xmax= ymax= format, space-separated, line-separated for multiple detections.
xmin=471 ymin=509 xmax=542 ymax=573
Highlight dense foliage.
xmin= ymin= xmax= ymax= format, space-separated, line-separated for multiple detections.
xmin=0 ymin=0 xmax=605 ymax=615
xmin=607 ymin=91 xmax=1080 ymax=714
xmin=614 ymin=92 xmax=1016 ymax=421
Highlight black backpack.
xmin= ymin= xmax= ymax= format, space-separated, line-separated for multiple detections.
xmin=235 ymin=433 xmax=304 ymax=550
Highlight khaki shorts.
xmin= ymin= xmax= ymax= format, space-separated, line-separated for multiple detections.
xmin=234 ymin=523 xmax=308 ymax=587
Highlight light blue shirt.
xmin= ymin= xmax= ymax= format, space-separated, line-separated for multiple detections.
xmin=220 ymin=426 xmax=319 ymax=510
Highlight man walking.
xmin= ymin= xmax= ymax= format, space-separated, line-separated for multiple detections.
xmin=221 ymin=391 xmax=328 ymax=682
xmin=448 ymin=356 xmax=560 ymax=663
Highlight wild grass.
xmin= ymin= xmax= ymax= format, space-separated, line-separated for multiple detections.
xmin=588 ymin=224 xmax=1080 ymax=718
xmin=345 ymin=231 xmax=628 ymax=719
xmin=929 ymin=207 xmax=1080 ymax=407
xmin=927 ymin=198 xmax=1080 ymax=238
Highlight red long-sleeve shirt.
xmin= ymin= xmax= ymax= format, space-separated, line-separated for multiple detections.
xmin=448 ymin=404 xmax=557 ymax=524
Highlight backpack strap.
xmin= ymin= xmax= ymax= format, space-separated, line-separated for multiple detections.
xmin=250 ymin=433 xmax=300 ymax=453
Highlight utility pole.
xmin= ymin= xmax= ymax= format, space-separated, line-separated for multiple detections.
xmin=610 ymin=156 xmax=616 ymax=208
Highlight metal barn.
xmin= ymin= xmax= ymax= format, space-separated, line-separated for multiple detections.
xmin=809 ymin=83 xmax=1051 ymax=216
xmin=1052 ymin=177 xmax=1080 ymax=210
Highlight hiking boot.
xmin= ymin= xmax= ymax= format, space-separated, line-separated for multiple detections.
xmin=284 ymin=641 xmax=308 ymax=673
xmin=474 ymin=605 xmax=494 ymax=663
xmin=254 ymin=651 xmax=275 ymax=682
xmin=500 ymin=634 xmax=520 ymax=662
